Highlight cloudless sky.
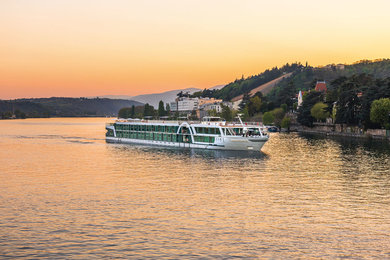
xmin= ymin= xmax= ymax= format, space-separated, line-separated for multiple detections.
xmin=1 ymin=0 xmax=390 ymax=99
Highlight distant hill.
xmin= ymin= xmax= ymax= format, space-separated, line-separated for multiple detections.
xmin=91 ymin=95 xmax=134 ymax=100
xmin=97 ymin=87 xmax=201 ymax=108
xmin=0 ymin=97 xmax=143 ymax=118
xmin=96 ymin=85 xmax=224 ymax=107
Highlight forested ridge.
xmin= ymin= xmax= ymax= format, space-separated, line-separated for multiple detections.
xmin=0 ymin=97 xmax=143 ymax=119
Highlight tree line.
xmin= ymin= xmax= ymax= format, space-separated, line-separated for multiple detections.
xmin=297 ymin=73 xmax=390 ymax=129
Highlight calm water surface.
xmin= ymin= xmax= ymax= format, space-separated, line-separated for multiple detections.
xmin=1 ymin=118 xmax=390 ymax=258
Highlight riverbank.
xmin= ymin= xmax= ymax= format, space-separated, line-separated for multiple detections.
xmin=294 ymin=123 xmax=390 ymax=141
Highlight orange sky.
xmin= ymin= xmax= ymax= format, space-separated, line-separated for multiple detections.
xmin=1 ymin=0 xmax=390 ymax=99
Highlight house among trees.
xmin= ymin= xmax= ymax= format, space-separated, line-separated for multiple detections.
xmin=315 ymin=81 xmax=327 ymax=92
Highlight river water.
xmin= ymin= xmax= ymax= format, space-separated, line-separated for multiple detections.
xmin=1 ymin=118 xmax=390 ymax=258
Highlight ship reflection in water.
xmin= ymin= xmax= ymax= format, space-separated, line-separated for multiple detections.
xmin=1 ymin=118 xmax=390 ymax=258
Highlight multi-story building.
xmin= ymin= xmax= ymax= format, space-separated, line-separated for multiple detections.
xmin=170 ymin=97 xmax=199 ymax=112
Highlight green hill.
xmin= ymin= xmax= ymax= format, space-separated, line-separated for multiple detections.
xmin=0 ymin=97 xmax=143 ymax=119
xmin=268 ymin=59 xmax=390 ymax=106
xmin=210 ymin=63 xmax=303 ymax=101
xmin=206 ymin=59 xmax=390 ymax=110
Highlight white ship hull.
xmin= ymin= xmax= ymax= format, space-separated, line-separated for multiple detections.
xmin=106 ymin=135 xmax=267 ymax=151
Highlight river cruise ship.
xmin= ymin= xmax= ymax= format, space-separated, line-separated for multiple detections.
xmin=106 ymin=117 xmax=269 ymax=151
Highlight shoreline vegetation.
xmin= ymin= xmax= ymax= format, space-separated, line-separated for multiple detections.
xmin=295 ymin=123 xmax=390 ymax=141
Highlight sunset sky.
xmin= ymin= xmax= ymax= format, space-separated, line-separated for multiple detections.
xmin=1 ymin=0 xmax=390 ymax=99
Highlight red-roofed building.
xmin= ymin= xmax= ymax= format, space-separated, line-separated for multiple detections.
xmin=315 ymin=81 xmax=327 ymax=92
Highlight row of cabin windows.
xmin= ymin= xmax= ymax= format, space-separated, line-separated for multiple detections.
xmin=194 ymin=127 xmax=221 ymax=135
xmin=194 ymin=136 xmax=215 ymax=143
xmin=114 ymin=130 xmax=215 ymax=144
xmin=115 ymin=124 xmax=222 ymax=136
xmin=115 ymin=124 xmax=179 ymax=133
xmin=115 ymin=131 xmax=193 ymax=143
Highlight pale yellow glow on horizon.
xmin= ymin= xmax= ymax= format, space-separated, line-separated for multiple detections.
xmin=1 ymin=0 xmax=390 ymax=99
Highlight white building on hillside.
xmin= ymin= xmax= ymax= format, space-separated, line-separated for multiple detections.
xmin=298 ymin=90 xmax=303 ymax=107
xmin=170 ymin=97 xmax=199 ymax=112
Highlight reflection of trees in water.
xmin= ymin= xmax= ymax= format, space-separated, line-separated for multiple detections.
xmin=297 ymin=133 xmax=390 ymax=207
xmin=299 ymin=133 xmax=390 ymax=157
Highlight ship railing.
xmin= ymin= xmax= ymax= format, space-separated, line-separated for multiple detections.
xmin=111 ymin=118 xmax=265 ymax=127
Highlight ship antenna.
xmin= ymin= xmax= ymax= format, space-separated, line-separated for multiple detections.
xmin=237 ymin=114 xmax=248 ymax=133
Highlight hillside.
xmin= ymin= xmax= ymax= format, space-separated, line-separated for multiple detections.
xmin=267 ymin=59 xmax=390 ymax=107
xmin=211 ymin=63 xmax=303 ymax=101
xmin=231 ymin=73 xmax=293 ymax=102
xmin=0 ymin=98 xmax=143 ymax=118
xmin=208 ymin=59 xmax=390 ymax=106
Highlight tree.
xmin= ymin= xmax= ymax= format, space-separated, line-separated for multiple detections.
xmin=239 ymin=92 xmax=251 ymax=110
xmin=14 ymin=109 xmax=26 ymax=119
xmin=310 ymin=102 xmax=329 ymax=122
xmin=293 ymin=102 xmax=298 ymax=111
xmin=276 ymin=81 xmax=295 ymax=109
xmin=370 ymin=98 xmax=390 ymax=129
xmin=166 ymin=103 xmax=171 ymax=114
xmin=143 ymin=103 xmax=155 ymax=117
xmin=241 ymin=106 xmax=249 ymax=120
xmin=247 ymin=96 xmax=262 ymax=116
xmin=281 ymin=103 xmax=287 ymax=112
xmin=272 ymin=108 xmax=285 ymax=127
xmin=158 ymin=100 xmax=166 ymax=117
xmin=190 ymin=110 xmax=198 ymax=120
xmin=208 ymin=109 xmax=218 ymax=117
xmin=297 ymin=91 xmax=323 ymax=127
xmin=281 ymin=116 xmax=291 ymax=130
xmin=118 ymin=107 xmax=132 ymax=118
xmin=262 ymin=111 xmax=274 ymax=125
xmin=221 ymin=104 xmax=233 ymax=121
xmin=131 ymin=105 xmax=135 ymax=118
